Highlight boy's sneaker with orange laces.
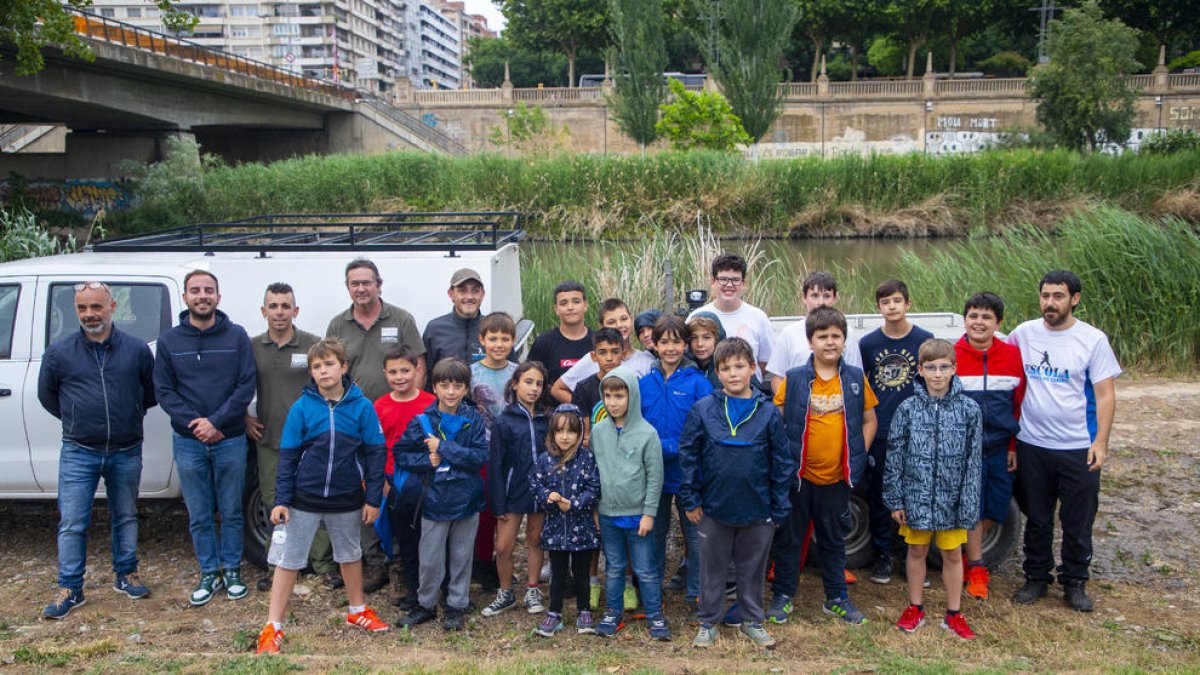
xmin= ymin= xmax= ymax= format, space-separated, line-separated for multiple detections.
xmin=965 ymin=565 xmax=989 ymax=600
xmin=347 ymin=607 xmax=390 ymax=632
xmin=895 ymin=605 xmax=926 ymax=633
xmin=257 ymin=623 xmax=284 ymax=654
xmin=844 ymin=569 xmax=858 ymax=585
xmin=941 ymin=612 xmax=976 ymax=640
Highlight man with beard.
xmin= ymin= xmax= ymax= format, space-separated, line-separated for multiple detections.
xmin=39 ymin=282 xmax=156 ymax=619
xmin=1006 ymin=270 xmax=1120 ymax=612
xmin=423 ymin=268 xmax=488 ymax=378
xmin=327 ymin=258 xmax=424 ymax=593
xmin=154 ymin=270 xmax=257 ymax=606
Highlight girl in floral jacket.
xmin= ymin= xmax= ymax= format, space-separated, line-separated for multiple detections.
xmin=529 ymin=404 xmax=601 ymax=637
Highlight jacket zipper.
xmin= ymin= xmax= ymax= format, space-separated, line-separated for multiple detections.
xmin=325 ymin=399 xmax=337 ymax=497
xmin=92 ymin=343 xmax=111 ymax=450
xmin=930 ymin=398 xmax=941 ymax=523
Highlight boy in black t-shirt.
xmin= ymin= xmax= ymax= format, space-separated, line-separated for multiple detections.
xmin=857 ymin=279 xmax=934 ymax=585
xmin=528 ymin=281 xmax=593 ymax=386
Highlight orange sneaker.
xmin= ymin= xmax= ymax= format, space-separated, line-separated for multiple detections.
xmin=347 ymin=606 xmax=390 ymax=632
xmin=256 ymin=623 xmax=283 ymax=654
xmin=965 ymin=565 xmax=989 ymax=600
xmin=844 ymin=568 xmax=858 ymax=585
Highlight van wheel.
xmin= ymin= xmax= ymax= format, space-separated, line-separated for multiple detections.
xmin=843 ymin=491 xmax=874 ymax=570
xmin=242 ymin=455 xmax=271 ymax=569
xmin=927 ymin=499 xmax=1022 ymax=569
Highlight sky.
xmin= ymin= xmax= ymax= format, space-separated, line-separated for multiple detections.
xmin=461 ymin=0 xmax=506 ymax=34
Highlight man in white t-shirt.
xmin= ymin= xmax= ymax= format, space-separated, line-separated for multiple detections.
xmin=686 ymin=253 xmax=775 ymax=379
xmin=766 ymin=271 xmax=862 ymax=393
xmin=1006 ymin=270 xmax=1120 ymax=613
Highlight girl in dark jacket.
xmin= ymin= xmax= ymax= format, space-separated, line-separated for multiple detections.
xmin=483 ymin=361 xmax=554 ymax=617
xmin=529 ymin=404 xmax=601 ymax=637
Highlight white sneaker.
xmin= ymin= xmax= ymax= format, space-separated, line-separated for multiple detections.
xmin=539 ymin=562 xmax=551 ymax=583
xmin=524 ymin=586 xmax=546 ymax=614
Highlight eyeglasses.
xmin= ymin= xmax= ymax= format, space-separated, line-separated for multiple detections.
xmin=714 ymin=276 xmax=743 ymax=287
xmin=922 ymin=364 xmax=956 ymax=374
xmin=73 ymin=282 xmax=110 ymax=292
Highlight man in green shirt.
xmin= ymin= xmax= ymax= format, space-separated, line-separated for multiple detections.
xmin=245 ymin=283 xmax=329 ymax=591
xmin=325 ymin=258 xmax=426 ymax=593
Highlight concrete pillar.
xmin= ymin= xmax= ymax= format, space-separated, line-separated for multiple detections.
xmin=501 ymin=61 xmax=514 ymax=103
xmin=62 ymin=129 xmax=191 ymax=179
xmin=1154 ymin=44 xmax=1169 ymax=90
xmin=923 ymin=52 xmax=936 ymax=98
xmin=817 ymin=55 xmax=829 ymax=97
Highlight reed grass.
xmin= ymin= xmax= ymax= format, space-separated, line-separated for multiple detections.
xmin=111 ymin=149 xmax=1200 ymax=238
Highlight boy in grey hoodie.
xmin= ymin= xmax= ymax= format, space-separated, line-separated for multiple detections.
xmin=590 ymin=366 xmax=668 ymax=640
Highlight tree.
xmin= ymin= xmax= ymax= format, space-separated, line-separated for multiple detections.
xmin=1029 ymin=1 xmax=1139 ymax=152
xmin=693 ymin=0 xmax=798 ymax=142
xmin=463 ymin=36 xmax=568 ymax=87
xmin=830 ymin=0 xmax=882 ymax=81
xmin=656 ymin=79 xmax=750 ymax=151
xmin=942 ymin=0 xmax=994 ymax=76
xmin=883 ymin=0 xmax=947 ymax=79
xmin=608 ymin=0 xmax=668 ymax=148
xmin=1100 ymin=0 xmax=1200 ymax=52
xmin=794 ymin=0 xmax=842 ymax=82
xmin=497 ymin=0 xmax=609 ymax=88
xmin=1 ymin=0 xmax=194 ymax=76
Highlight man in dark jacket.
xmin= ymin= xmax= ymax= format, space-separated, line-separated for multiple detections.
xmin=154 ymin=270 xmax=257 ymax=607
xmin=38 ymin=281 xmax=156 ymax=620
xmin=422 ymin=267 xmax=487 ymax=380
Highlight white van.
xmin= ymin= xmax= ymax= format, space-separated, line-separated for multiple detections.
xmin=0 ymin=214 xmax=528 ymax=562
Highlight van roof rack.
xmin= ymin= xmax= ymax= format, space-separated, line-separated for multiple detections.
xmin=88 ymin=212 xmax=524 ymax=256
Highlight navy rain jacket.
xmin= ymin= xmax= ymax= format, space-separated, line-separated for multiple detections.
xmin=394 ymin=401 xmax=488 ymax=521
xmin=489 ymin=402 xmax=550 ymax=515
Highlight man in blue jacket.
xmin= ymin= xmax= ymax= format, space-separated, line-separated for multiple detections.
xmin=38 ymin=281 xmax=156 ymax=620
xmin=154 ymin=270 xmax=257 ymax=606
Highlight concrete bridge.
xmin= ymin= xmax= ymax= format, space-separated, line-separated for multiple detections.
xmin=400 ymin=60 xmax=1200 ymax=157
xmin=0 ymin=12 xmax=465 ymax=179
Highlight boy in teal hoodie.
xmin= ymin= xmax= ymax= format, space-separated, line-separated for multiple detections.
xmin=590 ymin=366 xmax=667 ymax=640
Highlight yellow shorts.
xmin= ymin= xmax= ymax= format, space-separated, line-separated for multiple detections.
xmin=899 ymin=525 xmax=968 ymax=550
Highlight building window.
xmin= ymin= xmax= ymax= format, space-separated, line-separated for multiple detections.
xmin=272 ymin=23 xmax=300 ymax=36
xmin=99 ymin=8 xmax=115 ymax=17
xmin=229 ymin=5 xmax=254 ymax=17
xmin=231 ymin=25 xmax=261 ymax=38
xmin=127 ymin=7 xmax=142 ymax=18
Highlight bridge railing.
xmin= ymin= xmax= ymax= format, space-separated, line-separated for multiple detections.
xmin=358 ymin=99 xmax=468 ymax=156
xmin=68 ymin=9 xmax=357 ymax=101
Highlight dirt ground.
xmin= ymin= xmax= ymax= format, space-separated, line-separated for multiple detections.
xmin=1 ymin=377 xmax=1198 ymax=673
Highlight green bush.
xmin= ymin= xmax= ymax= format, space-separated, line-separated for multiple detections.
xmin=0 ymin=206 xmax=76 ymax=262
xmin=1140 ymin=130 xmax=1200 ymax=155
xmin=978 ymin=51 xmax=1032 ymax=77
xmin=655 ymin=80 xmax=750 ymax=152
xmin=1167 ymin=50 xmax=1200 ymax=72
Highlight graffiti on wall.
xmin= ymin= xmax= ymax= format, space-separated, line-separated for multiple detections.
xmin=925 ymin=116 xmax=1011 ymax=154
xmin=0 ymin=179 xmax=132 ymax=218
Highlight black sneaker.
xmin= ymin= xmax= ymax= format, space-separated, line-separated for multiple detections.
xmin=322 ymin=571 xmax=345 ymax=590
xmin=362 ymin=564 xmax=388 ymax=594
xmin=1063 ymin=581 xmax=1094 ymax=612
xmin=256 ymin=576 xmax=273 ymax=592
xmin=394 ymin=594 xmax=419 ymax=611
xmin=113 ymin=572 xmax=151 ymax=599
xmin=869 ymin=556 xmax=892 ymax=585
xmin=666 ymin=564 xmax=687 ymax=592
xmin=1012 ymin=580 xmax=1049 ymax=605
xmin=399 ymin=605 xmax=437 ymax=627
xmin=442 ymin=606 xmax=466 ymax=631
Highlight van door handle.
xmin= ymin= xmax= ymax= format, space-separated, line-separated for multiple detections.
xmin=0 ymin=389 xmax=10 ymax=397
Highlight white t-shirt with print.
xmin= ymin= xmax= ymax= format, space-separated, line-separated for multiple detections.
xmin=687 ymin=301 xmax=775 ymax=377
xmin=766 ymin=320 xmax=862 ymax=378
xmin=1006 ymin=318 xmax=1121 ymax=450
xmin=558 ymin=349 xmax=656 ymax=391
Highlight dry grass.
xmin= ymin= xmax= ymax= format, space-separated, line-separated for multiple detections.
xmin=1154 ymin=183 xmax=1200 ymax=223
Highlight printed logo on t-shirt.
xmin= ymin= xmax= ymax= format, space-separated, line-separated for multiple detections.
xmin=871 ymin=348 xmax=918 ymax=392
xmin=381 ymin=326 xmax=399 ymax=344
xmin=560 ymin=358 xmax=580 ymax=370
xmin=810 ymin=393 xmax=845 ymax=416
xmin=1025 ymin=349 xmax=1071 ymax=383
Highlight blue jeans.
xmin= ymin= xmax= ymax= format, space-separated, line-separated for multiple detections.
xmin=653 ymin=493 xmax=700 ymax=601
xmin=599 ymin=515 xmax=662 ymax=617
xmin=57 ymin=442 xmax=142 ymax=590
xmin=173 ymin=433 xmax=247 ymax=573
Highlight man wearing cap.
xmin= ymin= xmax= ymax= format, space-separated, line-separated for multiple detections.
xmin=422 ymin=267 xmax=487 ymax=378
xmin=326 ymin=257 xmax=425 ymax=593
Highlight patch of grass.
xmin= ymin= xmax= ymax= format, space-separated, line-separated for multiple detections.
xmin=11 ymin=638 xmax=118 ymax=667
xmin=211 ymin=655 xmax=305 ymax=675
xmin=232 ymin=628 xmax=258 ymax=653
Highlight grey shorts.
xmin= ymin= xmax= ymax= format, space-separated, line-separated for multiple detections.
xmin=276 ymin=508 xmax=363 ymax=570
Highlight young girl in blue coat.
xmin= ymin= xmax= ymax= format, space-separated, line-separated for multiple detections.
xmin=530 ymin=404 xmax=601 ymax=637
xmin=483 ymin=361 xmax=554 ymax=617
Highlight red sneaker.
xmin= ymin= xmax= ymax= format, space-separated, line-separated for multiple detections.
xmin=767 ymin=562 xmax=775 ymax=583
xmin=941 ymin=613 xmax=976 ymax=640
xmin=844 ymin=568 xmax=858 ymax=585
xmin=965 ymin=565 xmax=990 ymax=600
xmin=347 ymin=606 xmax=390 ymax=632
xmin=895 ymin=605 xmax=926 ymax=633
xmin=256 ymin=623 xmax=284 ymax=654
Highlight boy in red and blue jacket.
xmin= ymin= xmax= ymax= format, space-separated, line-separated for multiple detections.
xmin=954 ymin=292 xmax=1026 ymax=600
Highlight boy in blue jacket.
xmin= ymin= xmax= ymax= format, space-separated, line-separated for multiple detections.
xmin=639 ymin=314 xmax=713 ymax=612
xmin=257 ymin=338 xmax=389 ymax=654
xmin=885 ymin=339 xmax=982 ymax=640
xmin=680 ymin=338 xmax=792 ymax=649
xmin=395 ymin=358 xmax=488 ymax=631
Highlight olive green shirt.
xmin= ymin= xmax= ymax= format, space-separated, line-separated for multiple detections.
xmin=326 ymin=300 xmax=424 ymax=401
xmin=250 ymin=328 xmax=322 ymax=449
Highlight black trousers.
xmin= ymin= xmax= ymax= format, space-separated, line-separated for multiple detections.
xmin=771 ymin=481 xmax=851 ymax=601
xmin=548 ymin=549 xmax=594 ymax=614
xmin=1014 ymin=441 xmax=1100 ymax=584
xmin=386 ymin=496 xmax=422 ymax=595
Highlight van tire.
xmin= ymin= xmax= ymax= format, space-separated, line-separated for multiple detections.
xmin=927 ymin=499 xmax=1022 ymax=569
xmin=242 ymin=452 xmax=271 ymax=569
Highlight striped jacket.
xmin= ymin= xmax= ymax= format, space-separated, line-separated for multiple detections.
xmin=954 ymin=335 xmax=1025 ymax=454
